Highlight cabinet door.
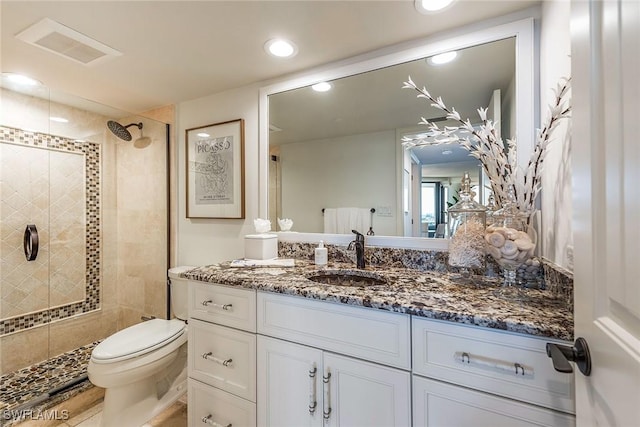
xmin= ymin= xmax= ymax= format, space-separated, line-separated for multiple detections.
xmin=324 ymin=352 xmax=411 ymax=427
xmin=257 ymin=336 xmax=323 ymax=427
xmin=413 ymin=376 xmax=575 ymax=427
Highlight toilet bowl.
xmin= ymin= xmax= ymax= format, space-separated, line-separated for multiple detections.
xmin=88 ymin=267 xmax=192 ymax=427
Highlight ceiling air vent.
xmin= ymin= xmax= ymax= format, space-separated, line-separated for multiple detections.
xmin=15 ymin=18 xmax=122 ymax=66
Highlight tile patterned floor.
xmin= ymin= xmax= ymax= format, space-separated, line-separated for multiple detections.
xmin=1 ymin=343 xmax=187 ymax=426
xmin=1 ymin=343 xmax=98 ymax=414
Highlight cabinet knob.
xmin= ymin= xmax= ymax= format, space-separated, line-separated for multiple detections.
xmin=546 ymin=337 xmax=591 ymax=376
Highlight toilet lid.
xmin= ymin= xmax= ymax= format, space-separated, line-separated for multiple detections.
xmin=92 ymin=319 xmax=186 ymax=362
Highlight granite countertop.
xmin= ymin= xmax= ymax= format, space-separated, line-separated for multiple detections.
xmin=183 ymin=260 xmax=573 ymax=341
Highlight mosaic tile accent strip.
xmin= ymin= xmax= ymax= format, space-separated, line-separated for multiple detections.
xmin=0 ymin=341 xmax=98 ymax=418
xmin=0 ymin=126 xmax=101 ymax=336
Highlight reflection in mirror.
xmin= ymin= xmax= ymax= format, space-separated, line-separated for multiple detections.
xmin=268 ymin=37 xmax=515 ymax=237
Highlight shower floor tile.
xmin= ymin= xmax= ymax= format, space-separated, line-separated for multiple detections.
xmin=0 ymin=342 xmax=98 ymax=419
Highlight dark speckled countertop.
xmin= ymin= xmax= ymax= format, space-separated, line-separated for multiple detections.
xmin=183 ymin=260 xmax=573 ymax=342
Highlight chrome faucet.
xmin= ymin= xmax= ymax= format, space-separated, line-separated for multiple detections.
xmin=348 ymin=229 xmax=366 ymax=269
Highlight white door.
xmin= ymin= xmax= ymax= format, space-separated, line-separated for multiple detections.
xmin=257 ymin=336 xmax=323 ymax=427
xmin=323 ymin=352 xmax=411 ymax=427
xmin=571 ymin=0 xmax=640 ymax=425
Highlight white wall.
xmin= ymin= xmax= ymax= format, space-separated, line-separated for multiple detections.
xmin=279 ymin=130 xmax=397 ymax=235
xmin=540 ymin=0 xmax=572 ymax=269
xmin=177 ymin=84 xmax=260 ymax=266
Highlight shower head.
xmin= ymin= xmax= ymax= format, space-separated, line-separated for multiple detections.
xmin=107 ymin=120 xmax=143 ymax=141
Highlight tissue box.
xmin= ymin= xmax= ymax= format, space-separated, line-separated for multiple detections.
xmin=244 ymin=234 xmax=278 ymax=260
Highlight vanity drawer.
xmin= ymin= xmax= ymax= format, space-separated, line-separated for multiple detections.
xmin=189 ymin=281 xmax=256 ymax=332
xmin=257 ymin=292 xmax=410 ymax=369
xmin=413 ymin=376 xmax=575 ymax=427
xmin=188 ymin=378 xmax=256 ymax=427
xmin=189 ymin=318 xmax=257 ymax=402
xmin=412 ymin=317 xmax=575 ymax=414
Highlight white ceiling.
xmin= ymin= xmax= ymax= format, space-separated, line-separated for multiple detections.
xmin=1 ymin=0 xmax=539 ymax=114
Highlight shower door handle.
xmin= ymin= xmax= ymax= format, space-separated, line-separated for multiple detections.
xmin=24 ymin=224 xmax=39 ymax=261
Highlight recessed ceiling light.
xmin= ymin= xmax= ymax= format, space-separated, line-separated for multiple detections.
xmin=2 ymin=72 xmax=42 ymax=86
xmin=311 ymin=82 xmax=332 ymax=92
xmin=427 ymin=51 xmax=458 ymax=65
xmin=50 ymin=116 xmax=68 ymax=123
xmin=415 ymin=0 xmax=455 ymax=13
xmin=264 ymin=39 xmax=298 ymax=58
xmin=442 ymin=149 xmax=453 ymax=155
xmin=197 ymin=133 xmax=210 ymax=138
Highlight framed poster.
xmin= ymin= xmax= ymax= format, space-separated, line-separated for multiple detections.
xmin=186 ymin=119 xmax=245 ymax=218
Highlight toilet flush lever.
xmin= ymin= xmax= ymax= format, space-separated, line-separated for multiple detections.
xmin=201 ymin=414 xmax=231 ymax=427
xmin=201 ymin=300 xmax=232 ymax=310
xmin=202 ymin=352 xmax=233 ymax=367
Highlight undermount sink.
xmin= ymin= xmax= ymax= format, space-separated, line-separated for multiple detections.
xmin=306 ymin=270 xmax=387 ymax=287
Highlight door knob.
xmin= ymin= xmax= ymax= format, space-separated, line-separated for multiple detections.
xmin=546 ymin=337 xmax=591 ymax=376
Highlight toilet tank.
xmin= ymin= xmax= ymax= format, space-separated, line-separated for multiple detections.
xmin=168 ymin=266 xmax=193 ymax=320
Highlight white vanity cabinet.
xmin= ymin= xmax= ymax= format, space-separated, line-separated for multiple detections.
xmin=412 ymin=317 xmax=576 ymax=427
xmin=187 ymin=281 xmax=258 ymax=427
xmin=256 ymin=292 xmax=411 ymax=427
xmin=185 ymin=278 xmax=576 ymax=427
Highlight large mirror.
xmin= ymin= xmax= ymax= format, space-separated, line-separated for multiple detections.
xmin=259 ymin=17 xmax=536 ymax=242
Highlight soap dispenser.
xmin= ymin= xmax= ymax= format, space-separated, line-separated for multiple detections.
xmin=315 ymin=241 xmax=328 ymax=266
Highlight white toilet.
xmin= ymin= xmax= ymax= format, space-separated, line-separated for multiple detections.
xmin=88 ymin=266 xmax=192 ymax=427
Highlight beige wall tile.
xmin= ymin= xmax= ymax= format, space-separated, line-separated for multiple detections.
xmin=48 ymin=310 xmax=118 ymax=356
xmin=0 ymin=326 xmax=49 ymax=374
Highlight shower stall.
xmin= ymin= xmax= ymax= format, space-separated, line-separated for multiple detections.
xmin=0 ymin=74 xmax=170 ymax=422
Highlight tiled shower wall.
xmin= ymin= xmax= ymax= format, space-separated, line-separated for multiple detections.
xmin=0 ymin=88 xmax=170 ymax=374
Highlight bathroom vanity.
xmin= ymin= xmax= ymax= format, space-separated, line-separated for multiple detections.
xmin=184 ymin=260 xmax=575 ymax=427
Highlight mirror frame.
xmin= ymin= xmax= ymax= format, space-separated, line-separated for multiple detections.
xmin=259 ymin=13 xmax=538 ymax=249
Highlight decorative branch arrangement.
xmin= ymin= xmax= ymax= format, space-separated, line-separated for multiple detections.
xmin=402 ymin=76 xmax=571 ymax=220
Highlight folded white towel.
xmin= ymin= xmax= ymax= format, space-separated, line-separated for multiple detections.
xmin=230 ymin=258 xmax=295 ymax=268
xmin=354 ymin=208 xmax=371 ymax=234
xmin=335 ymin=207 xmax=371 ymax=234
xmin=323 ymin=208 xmax=338 ymax=233
xmin=336 ymin=207 xmax=352 ymax=234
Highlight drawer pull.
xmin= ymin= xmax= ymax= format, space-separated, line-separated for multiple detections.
xmin=454 ymin=351 xmax=533 ymax=376
xmin=202 ymin=300 xmax=233 ymax=310
xmin=323 ymin=369 xmax=332 ymax=420
xmin=201 ymin=414 xmax=231 ymax=427
xmin=202 ymin=352 xmax=233 ymax=367
xmin=308 ymin=365 xmax=317 ymax=414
